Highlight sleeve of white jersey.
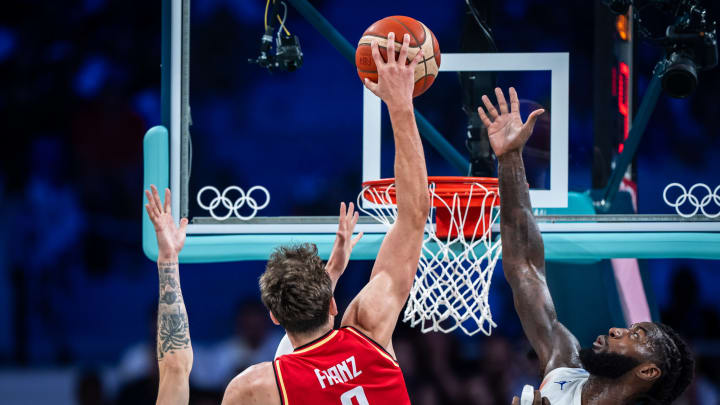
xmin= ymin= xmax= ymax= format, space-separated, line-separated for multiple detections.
xmin=274 ymin=334 xmax=294 ymax=359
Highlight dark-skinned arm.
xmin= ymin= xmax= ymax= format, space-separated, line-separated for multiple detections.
xmin=479 ymin=87 xmax=581 ymax=375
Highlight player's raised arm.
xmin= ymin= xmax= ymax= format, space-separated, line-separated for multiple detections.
xmin=144 ymin=185 xmax=193 ymax=405
xmin=478 ymin=87 xmax=580 ymax=375
xmin=325 ymin=202 xmax=364 ymax=291
xmin=274 ymin=202 xmax=363 ymax=357
xmin=342 ymin=32 xmax=430 ymax=352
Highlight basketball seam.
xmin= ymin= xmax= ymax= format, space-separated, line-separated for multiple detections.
xmin=388 ymin=17 xmax=428 ymax=92
xmin=420 ymin=24 xmax=431 ymax=91
xmin=358 ymin=33 xmax=406 ymax=44
xmin=357 ymin=42 xmax=427 ymax=69
xmin=388 ymin=16 xmax=426 ymax=46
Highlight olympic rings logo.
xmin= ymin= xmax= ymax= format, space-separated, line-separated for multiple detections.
xmin=663 ymin=183 xmax=720 ymax=218
xmin=197 ymin=185 xmax=270 ymax=221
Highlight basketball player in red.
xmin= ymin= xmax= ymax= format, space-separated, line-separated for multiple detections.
xmin=478 ymin=88 xmax=694 ymax=405
xmin=221 ymin=32 xmax=429 ymax=405
xmin=144 ymin=185 xmax=368 ymax=405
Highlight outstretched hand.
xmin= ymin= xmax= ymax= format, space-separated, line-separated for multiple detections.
xmin=326 ymin=202 xmax=363 ymax=286
xmin=478 ymin=87 xmax=545 ymax=157
xmin=145 ymin=185 xmax=188 ymax=259
xmin=363 ymin=32 xmax=423 ymax=110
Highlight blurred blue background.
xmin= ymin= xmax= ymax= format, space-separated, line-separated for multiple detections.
xmin=1 ymin=0 xmax=719 ymax=404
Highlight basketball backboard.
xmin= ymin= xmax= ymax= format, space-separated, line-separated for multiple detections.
xmin=143 ymin=0 xmax=720 ymax=263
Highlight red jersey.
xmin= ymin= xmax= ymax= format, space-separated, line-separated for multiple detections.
xmin=272 ymin=326 xmax=410 ymax=405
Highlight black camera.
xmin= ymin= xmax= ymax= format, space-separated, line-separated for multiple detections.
xmin=607 ymin=0 xmax=718 ymax=98
xmin=249 ymin=0 xmax=303 ymax=73
xmin=661 ymin=1 xmax=718 ymax=97
xmin=275 ymin=35 xmax=303 ymax=72
xmin=249 ymin=28 xmax=303 ymax=73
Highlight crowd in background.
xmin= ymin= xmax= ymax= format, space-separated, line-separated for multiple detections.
xmin=65 ymin=266 xmax=720 ymax=405
xmin=1 ymin=0 xmax=720 ymax=404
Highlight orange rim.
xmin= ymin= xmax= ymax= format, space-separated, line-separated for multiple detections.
xmin=362 ymin=176 xmax=499 ymax=207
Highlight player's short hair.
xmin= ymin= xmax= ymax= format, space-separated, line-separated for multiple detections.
xmin=259 ymin=243 xmax=332 ymax=334
xmin=640 ymin=323 xmax=695 ymax=404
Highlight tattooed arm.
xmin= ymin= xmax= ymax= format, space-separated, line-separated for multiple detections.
xmin=478 ymin=88 xmax=581 ymax=375
xmin=145 ymin=185 xmax=192 ymax=405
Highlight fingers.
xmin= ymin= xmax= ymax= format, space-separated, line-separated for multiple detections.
xmin=477 ymin=106 xmax=493 ymax=128
xmin=509 ymin=87 xmax=520 ymax=114
xmin=409 ymin=48 xmax=423 ymax=70
xmin=398 ymin=33 xmax=409 ymax=65
xmin=351 ymin=232 xmax=364 ymax=247
xmin=511 ymin=397 xmax=519 ymax=405
xmin=524 ymin=108 xmax=546 ymax=134
xmin=481 ymin=94 xmax=499 ymax=119
xmin=363 ymin=78 xmax=379 ymax=95
xmin=532 ymin=390 xmax=550 ymax=405
xmin=145 ymin=203 xmax=155 ymax=222
xmin=351 ymin=210 xmax=359 ymax=228
xmin=164 ymin=188 xmax=172 ymax=215
xmin=145 ymin=189 xmax=160 ymax=218
xmin=495 ymin=87 xmax=509 ymax=114
xmin=339 ymin=201 xmax=347 ymax=219
xmin=179 ymin=217 xmax=189 ymax=235
xmin=386 ymin=32 xmax=396 ymax=64
xmin=347 ymin=202 xmax=356 ymax=224
xmin=151 ymin=185 xmax=164 ymax=215
xmin=370 ymin=40 xmax=384 ymax=67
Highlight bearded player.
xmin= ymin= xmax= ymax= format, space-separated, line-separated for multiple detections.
xmin=222 ymin=32 xmax=429 ymax=405
xmin=479 ymin=87 xmax=694 ymax=405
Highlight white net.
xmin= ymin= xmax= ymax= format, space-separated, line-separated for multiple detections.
xmin=358 ymin=179 xmax=502 ymax=336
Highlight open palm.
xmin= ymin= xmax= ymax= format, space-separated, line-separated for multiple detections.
xmin=145 ymin=185 xmax=188 ymax=258
xmin=477 ymin=87 xmax=545 ymax=157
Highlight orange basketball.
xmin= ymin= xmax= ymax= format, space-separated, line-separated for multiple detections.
xmin=356 ymin=16 xmax=441 ymax=98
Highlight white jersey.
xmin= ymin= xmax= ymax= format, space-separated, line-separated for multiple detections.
xmin=539 ymin=367 xmax=589 ymax=405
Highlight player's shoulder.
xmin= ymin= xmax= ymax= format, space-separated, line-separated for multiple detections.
xmin=542 ymin=366 xmax=590 ymax=384
xmin=223 ymin=362 xmax=280 ymax=405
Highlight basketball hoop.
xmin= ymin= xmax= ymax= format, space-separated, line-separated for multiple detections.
xmin=358 ymin=176 xmax=502 ymax=336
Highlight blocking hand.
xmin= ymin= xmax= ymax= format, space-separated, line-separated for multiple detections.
xmin=326 ymin=202 xmax=363 ymax=282
xmin=478 ymin=87 xmax=545 ymax=158
xmin=145 ymin=185 xmax=188 ymax=259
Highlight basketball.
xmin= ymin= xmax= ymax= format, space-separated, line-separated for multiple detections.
xmin=356 ymin=16 xmax=441 ymax=98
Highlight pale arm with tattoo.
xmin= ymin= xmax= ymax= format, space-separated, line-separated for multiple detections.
xmin=479 ymin=88 xmax=581 ymax=375
xmin=145 ymin=185 xmax=193 ymax=405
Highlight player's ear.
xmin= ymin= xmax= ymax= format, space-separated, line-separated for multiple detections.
xmin=329 ymin=297 xmax=338 ymax=317
xmin=635 ymin=362 xmax=662 ymax=382
xmin=269 ymin=311 xmax=281 ymax=326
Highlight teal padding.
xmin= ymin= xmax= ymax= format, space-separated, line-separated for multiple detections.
xmin=173 ymin=232 xmax=720 ymax=263
xmin=546 ymin=261 xmax=623 ymax=346
xmin=143 ymin=125 xmax=720 ymax=262
xmin=143 ymin=126 xmax=170 ymax=261
xmin=543 ymin=191 xmax=596 ymax=215
xmin=178 ymin=234 xmax=386 ymax=263
xmin=542 ymin=232 xmax=720 ymax=261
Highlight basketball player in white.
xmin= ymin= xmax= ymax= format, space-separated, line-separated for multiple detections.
xmin=478 ymin=88 xmax=694 ymax=405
